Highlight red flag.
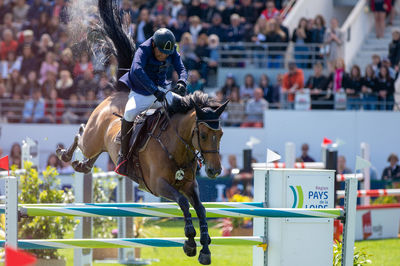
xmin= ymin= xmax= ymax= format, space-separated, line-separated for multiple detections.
xmin=322 ymin=137 xmax=333 ymax=145
xmin=5 ymin=246 xmax=37 ymax=266
xmin=0 ymin=155 xmax=9 ymax=176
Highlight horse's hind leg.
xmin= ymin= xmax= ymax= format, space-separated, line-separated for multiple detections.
xmin=71 ymin=153 xmax=101 ymax=174
xmin=154 ymin=178 xmax=197 ymax=258
xmin=56 ymin=124 xmax=85 ymax=162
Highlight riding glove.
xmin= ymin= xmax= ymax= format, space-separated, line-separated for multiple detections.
xmin=153 ymin=89 xmax=166 ymax=102
xmin=173 ymin=81 xmax=187 ymax=96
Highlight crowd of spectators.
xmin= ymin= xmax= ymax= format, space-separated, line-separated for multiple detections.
xmin=0 ymin=0 xmax=399 ymax=127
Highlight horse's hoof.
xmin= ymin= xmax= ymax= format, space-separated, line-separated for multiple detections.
xmin=56 ymin=148 xmax=64 ymax=160
xmin=183 ymin=240 xmax=196 ymax=257
xmin=71 ymin=161 xmax=91 ymax=174
xmin=198 ymin=251 xmax=211 ymax=265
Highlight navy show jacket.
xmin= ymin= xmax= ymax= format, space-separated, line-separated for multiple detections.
xmin=120 ymin=37 xmax=187 ymax=95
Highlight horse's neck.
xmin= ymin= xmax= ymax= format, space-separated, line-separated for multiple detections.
xmin=169 ymin=110 xmax=196 ymax=164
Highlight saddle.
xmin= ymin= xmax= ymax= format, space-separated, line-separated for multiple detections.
xmin=116 ymin=108 xmax=169 ymax=192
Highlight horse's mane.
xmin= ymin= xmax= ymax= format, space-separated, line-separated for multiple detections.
xmin=168 ymin=91 xmax=220 ymax=115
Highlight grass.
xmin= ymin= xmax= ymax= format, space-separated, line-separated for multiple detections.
xmin=2 ymin=219 xmax=399 ymax=266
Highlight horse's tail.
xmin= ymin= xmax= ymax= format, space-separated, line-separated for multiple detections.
xmin=98 ymin=0 xmax=135 ymax=87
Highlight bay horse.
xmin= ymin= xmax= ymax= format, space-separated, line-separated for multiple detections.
xmin=56 ymin=1 xmax=227 ymax=264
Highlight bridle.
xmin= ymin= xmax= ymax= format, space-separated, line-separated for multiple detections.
xmin=194 ymin=118 xmax=221 ymax=157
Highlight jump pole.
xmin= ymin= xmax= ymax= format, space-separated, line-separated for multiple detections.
xmin=5 ymin=176 xmax=18 ymax=249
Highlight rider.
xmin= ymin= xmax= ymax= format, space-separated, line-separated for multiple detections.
xmin=115 ymin=28 xmax=188 ymax=176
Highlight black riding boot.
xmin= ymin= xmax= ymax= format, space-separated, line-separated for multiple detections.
xmin=115 ymin=118 xmax=134 ymax=176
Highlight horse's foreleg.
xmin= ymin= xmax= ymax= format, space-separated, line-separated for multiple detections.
xmin=186 ymin=181 xmax=211 ymax=265
xmin=154 ymin=178 xmax=197 ymax=258
xmin=71 ymin=153 xmax=101 ymax=174
xmin=56 ymin=133 xmax=80 ymax=162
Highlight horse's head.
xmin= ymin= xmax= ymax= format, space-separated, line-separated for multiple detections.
xmin=192 ymin=100 xmax=228 ymax=179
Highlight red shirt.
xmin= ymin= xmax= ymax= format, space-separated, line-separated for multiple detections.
xmin=0 ymin=40 xmax=18 ymax=60
xmin=261 ymin=8 xmax=280 ymax=20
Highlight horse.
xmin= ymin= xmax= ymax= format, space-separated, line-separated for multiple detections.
xmin=56 ymin=1 xmax=227 ymax=264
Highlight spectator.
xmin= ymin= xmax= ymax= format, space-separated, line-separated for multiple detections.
xmin=169 ymin=0 xmax=185 ymax=19
xmin=194 ymin=33 xmax=210 ymax=78
xmin=33 ymin=12 xmax=50 ymax=40
xmin=240 ymin=73 xmax=256 ymax=100
xmin=221 ymin=73 xmax=239 ymax=98
xmin=327 ymin=58 xmax=349 ymax=94
xmin=6 ymin=69 xmax=24 ymax=96
xmin=59 ymin=48 xmax=74 ymax=74
xmin=73 ymin=52 xmax=93 ymax=80
xmin=298 ymin=143 xmax=315 ymax=162
xmin=324 ymin=18 xmax=343 ymax=71
xmin=20 ymin=45 xmax=39 ymax=76
xmin=46 ymin=153 xmax=61 ymax=169
xmin=224 ymin=89 xmax=244 ymax=127
xmin=1 ymin=51 xmax=21 ymax=80
xmin=381 ymin=57 xmax=396 ymax=79
xmin=0 ymin=29 xmax=18 ymax=60
xmin=22 ymin=88 xmax=46 ymax=123
xmin=226 ymin=14 xmax=245 ymax=42
xmin=56 ymin=70 xmax=74 ymax=100
xmin=41 ymin=70 xmax=57 ymax=100
xmin=39 ymin=52 xmax=58 ymax=85
xmin=265 ymin=18 xmax=286 ymax=68
xmin=9 ymin=142 xmax=21 ymax=168
xmin=260 ymin=0 xmax=280 ymax=21
xmin=221 ymin=0 xmax=236 ymax=26
xmin=306 ymin=62 xmax=330 ymax=109
xmin=207 ymin=13 xmax=226 ymax=42
xmin=0 ymin=0 xmax=11 ymax=20
xmin=17 ymin=29 xmax=37 ymax=56
xmin=179 ymin=32 xmax=198 ymax=70
xmin=337 ymin=155 xmax=352 ymax=174
xmin=62 ymin=93 xmax=80 ymax=124
xmin=241 ymin=87 xmax=268 ymax=128
xmin=381 ymin=153 xmax=400 ymax=182
xmin=282 ymin=61 xmax=305 ymax=105
xmin=22 ymin=70 xmax=40 ymax=98
xmin=388 ymin=29 xmax=400 ymax=67
xmin=169 ymin=10 xmax=189 ymax=42
xmin=151 ymin=0 xmax=168 ymax=17
xmin=202 ymin=0 xmax=220 ymax=25
xmin=292 ymin=17 xmax=310 ymax=68
xmin=376 ymin=65 xmax=395 ymax=110
xmin=207 ymin=34 xmax=220 ymax=85
xmin=135 ymin=8 xmax=153 ymax=45
xmin=51 ymin=0 xmax=68 ymax=24
xmin=361 ymin=64 xmax=379 ymax=110
xmin=76 ymin=69 xmax=97 ymax=100
xmin=37 ymin=33 xmax=55 ymax=62
xmin=12 ymin=0 xmax=30 ymax=29
xmin=259 ymin=74 xmax=279 ymax=106
xmin=238 ymin=0 xmax=257 ymax=26
xmin=27 ymin=0 xmax=49 ymax=25
xmin=312 ymin=15 xmax=326 ymax=44
xmin=277 ymin=16 xmax=289 ymax=43
xmin=223 ymin=154 xmax=239 ymax=176
xmin=5 ymin=91 xmax=24 ymax=123
xmin=345 ymin=65 xmax=362 ymax=110
xmin=371 ymin=0 xmax=391 ymax=38
xmin=120 ymin=0 xmax=138 ymax=23
xmin=0 ymin=13 xmax=17 ymax=38
xmin=371 ymin=54 xmax=382 ymax=75
xmin=189 ymin=15 xmax=203 ymax=43
xmin=187 ymin=0 xmax=203 ymax=19
xmin=96 ymin=73 xmax=113 ymax=100
xmin=187 ymin=70 xmax=204 ymax=93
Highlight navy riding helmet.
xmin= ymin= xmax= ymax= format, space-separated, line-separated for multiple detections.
xmin=153 ymin=28 xmax=176 ymax=55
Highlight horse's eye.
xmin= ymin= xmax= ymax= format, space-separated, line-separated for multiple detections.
xmin=200 ymin=132 xmax=207 ymax=140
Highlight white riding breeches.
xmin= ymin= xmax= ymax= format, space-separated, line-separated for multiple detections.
xmin=123 ymin=89 xmax=181 ymax=122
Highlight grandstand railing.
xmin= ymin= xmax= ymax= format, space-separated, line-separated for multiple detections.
xmin=217 ymin=42 xmax=326 ymax=68
xmin=0 ymin=92 xmax=399 ymax=125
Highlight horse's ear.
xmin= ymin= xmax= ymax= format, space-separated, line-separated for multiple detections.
xmin=193 ymin=101 xmax=204 ymax=115
xmin=215 ymin=100 xmax=229 ymax=117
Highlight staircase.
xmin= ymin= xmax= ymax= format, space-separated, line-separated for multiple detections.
xmin=352 ymin=17 xmax=400 ymax=72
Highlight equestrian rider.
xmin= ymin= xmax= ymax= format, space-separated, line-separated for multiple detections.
xmin=115 ymin=28 xmax=188 ymax=176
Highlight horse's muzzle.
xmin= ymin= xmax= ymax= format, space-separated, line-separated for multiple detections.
xmin=206 ymin=167 xmax=221 ymax=179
